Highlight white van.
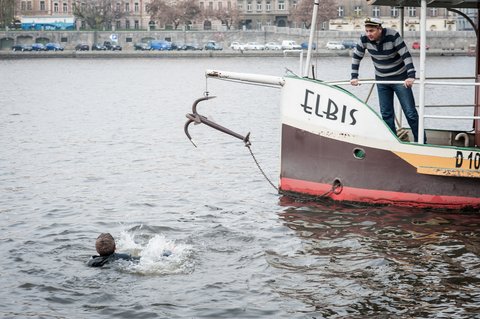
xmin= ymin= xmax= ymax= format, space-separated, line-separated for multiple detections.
xmin=281 ymin=40 xmax=301 ymax=50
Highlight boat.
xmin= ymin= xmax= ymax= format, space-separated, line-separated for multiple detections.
xmin=185 ymin=0 xmax=480 ymax=210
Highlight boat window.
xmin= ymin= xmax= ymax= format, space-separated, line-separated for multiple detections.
xmin=353 ymin=148 xmax=366 ymax=160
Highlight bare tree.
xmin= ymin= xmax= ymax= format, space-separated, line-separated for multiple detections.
xmin=214 ymin=7 xmax=240 ymax=30
xmin=73 ymin=0 xmax=126 ymax=30
xmin=0 ymin=0 xmax=16 ymax=29
xmin=179 ymin=0 xmax=202 ymax=28
xmin=292 ymin=0 xmax=337 ymax=29
xmin=147 ymin=0 xmax=176 ymax=29
xmin=147 ymin=0 xmax=201 ymax=30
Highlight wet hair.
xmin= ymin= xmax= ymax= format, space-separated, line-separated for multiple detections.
xmin=95 ymin=233 xmax=116 ymax=256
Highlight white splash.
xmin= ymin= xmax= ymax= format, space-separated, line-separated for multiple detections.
xmin=116 ymin=231 xmax=194 ymax=276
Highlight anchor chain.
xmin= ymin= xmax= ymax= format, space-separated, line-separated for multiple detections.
xmin=246 ymin=143 xmax=343 ymax=201
xmin=246 ymin=144 xmax=278 ymax=192
xmin=278 ymin=178 xmax=343 ymax=203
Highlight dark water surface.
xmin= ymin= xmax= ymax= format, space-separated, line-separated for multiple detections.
xmin=0 ymin=56 xmax=479 ymax=318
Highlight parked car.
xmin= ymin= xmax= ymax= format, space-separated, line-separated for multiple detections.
xmin=341 ymin=39 xmax=357 ymax=49
xmin=134 ymin=43 xmax=150 ymax=51
xmin=412 ymin=41 xmax=430 ymax=50
xmin=244 ymin=42 xmax=265 ymax=50
xmin=103 ymin=41 xmax=122 ymax=51
xmin=31 ymin=43 xmax=47 ymax=51
xmin=281 ymin=40 xmax=301 ymax=50
xmin=75 ymin=44 xmax=90 ymax=51
xmin=301 ymin=42 xmax=317 ymax=50
xmin=265 ymin=42 xmax=282 ymax=50
xmin=326 ymin=41 xmax=345 ymax=50
xmin=11 ymin=44 xmax=28 ymax=52
xmin=230 ymin=41 xmax=245 ymax=50
xmin=149 ymin=40 xmax=172 ymax=51
xmin=205 ymin=41 xmax=223 ymax=50
xmin=91 ymin=43 xmax=107 ymax=51
xmin=45 ymin=43 xmax=64 ymax=51
xmin=178 ymin=43 xmax=203 ymax=51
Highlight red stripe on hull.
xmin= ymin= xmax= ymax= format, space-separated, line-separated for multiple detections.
xmin=281 ymin=177 xmax=480 ymax=210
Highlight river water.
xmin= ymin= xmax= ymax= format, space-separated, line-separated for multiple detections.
xmin=0 ymin=56 xmax=479 ymax=318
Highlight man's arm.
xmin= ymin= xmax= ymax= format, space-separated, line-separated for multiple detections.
xmin=394 ymin=32 xmax=416 ymax=87
xmin=351 ymin=39 xmax=365 ymax=86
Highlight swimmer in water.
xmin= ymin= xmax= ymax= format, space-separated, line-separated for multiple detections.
xmin=87 ymin=233 xmax=171 ymax=267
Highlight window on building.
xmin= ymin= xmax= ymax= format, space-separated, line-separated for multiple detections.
xmin=354 ymin=6 xmax=362 ymax=16
xmin=40 ymin=1 xmax=45 ymax=10
xmin=266 ymin=1 xmax=271 ymax=11
xmin=218 ymin=2 xmax=222 ymax=10
xmin=81 ymin=20 xmax=86 ymax=29
xmin=54 ymin=3 xmax=59 ymax=12
xmin=238 ymin=3 xmax=243 ymax=10
xmin=256 ymin=1 xmax=262 ymax=11
xmin=209 ymin=2 xmax=213 ymax=10
xmin=116 ymin=20 xmax=121 ymax=29
xmin=200 ymin=2 xmax=204 ymax=9
xmin=408 ymin=7 xmax=416 ymax=17
xmin=116 ymin=3 xmax=121 ymax=11
xmin=292 ymin=0 xmax=297 ymax=9
xmin=372 ymin=6 xmax=380 ymax=17
xmin=27 ymin=1 xmax=32 ymax=10
xmin=430 ymin=8 xmax=437 ymax=16
xmin=337 ymin=6 xmax=344 ymax=17
xmin=227 ymin=1 xmax=231 ymax=9
xmin=135 ymin=2 xmax=139 ymax=12
xmin=390 ymin=6 xmax=398 ymax=17
xmin=278 ymin=0 xmax=285 ymax=10
xmin=125 ymin=3 xmax=130 ymax=12
xmin=247 ymin=2 xmax=252 ymax=11
xmin=134 ymin=20 xmax=139 ymax=29
xmin=125 ymin=20 xmax=130 ymax=29
xmin=63 ymin=2 xmax=67 ymax=12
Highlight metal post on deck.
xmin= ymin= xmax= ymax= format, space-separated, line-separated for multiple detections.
xmin=417 ymin=0 xmax=427 ymax=144
xmin=304 ymin=0 xmax=320 ymax=77
xmin=396 ymin=7 xmax=405 ymax=129
xmin=399 ymin=7 xmax=404 ymax=37
xmin=475 ymin=5 xmax=480 ymax=147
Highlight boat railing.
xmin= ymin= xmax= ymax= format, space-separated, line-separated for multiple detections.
xmin=283 ymin=49 xmax=305 ymax=76
xmin=328 ymin=77 xmax=480 ymax=122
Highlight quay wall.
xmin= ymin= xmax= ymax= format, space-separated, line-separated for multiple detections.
xmin=0 ymin=29 xmax=476 ymax=51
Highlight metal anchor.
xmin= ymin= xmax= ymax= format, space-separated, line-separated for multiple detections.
xmin=184 ymin=96 xmax=251 ymax=148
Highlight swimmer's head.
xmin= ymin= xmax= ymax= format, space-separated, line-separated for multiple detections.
xmin=95 ymin=233 xmax=116 ymax=256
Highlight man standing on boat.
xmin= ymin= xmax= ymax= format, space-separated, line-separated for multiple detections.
xmin=350 ymin=17 xmax=423 ymax=143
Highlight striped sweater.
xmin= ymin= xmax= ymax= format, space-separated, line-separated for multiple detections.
xmin=351 ymin=28 xmax=416 ymax=81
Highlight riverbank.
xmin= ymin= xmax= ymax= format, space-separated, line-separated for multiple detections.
xmin=0 ymin=48 xmax=470 ymax=59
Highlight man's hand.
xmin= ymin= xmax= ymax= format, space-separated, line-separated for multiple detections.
xmin=350 ymin=79 xmax=359 ymax=86
xmin=404 ymin=78 xmax=415 ymax=88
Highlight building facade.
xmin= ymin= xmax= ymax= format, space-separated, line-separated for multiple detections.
xmin=15 ymin=0 xmax=152 ymax=31
xmin=236 ymin=0 xmax=296 ymax=29
xmin=12 ymin=0 xmax=474 ymax=32
xmin=329 ymin=0 xmax=456 ymax=31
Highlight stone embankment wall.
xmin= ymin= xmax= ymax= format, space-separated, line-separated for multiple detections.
xmin=0 ymin=29 xmax=476 ymax=51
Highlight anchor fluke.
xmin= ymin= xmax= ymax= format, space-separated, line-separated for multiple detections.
xmin=184 ymin=95 xmax=251 ymax=147
xmin=184 ymin=118 xmax=197 ymax=147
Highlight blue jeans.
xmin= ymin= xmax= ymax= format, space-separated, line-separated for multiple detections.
xmin=377 ymin=83 xmax=422 ymax=142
